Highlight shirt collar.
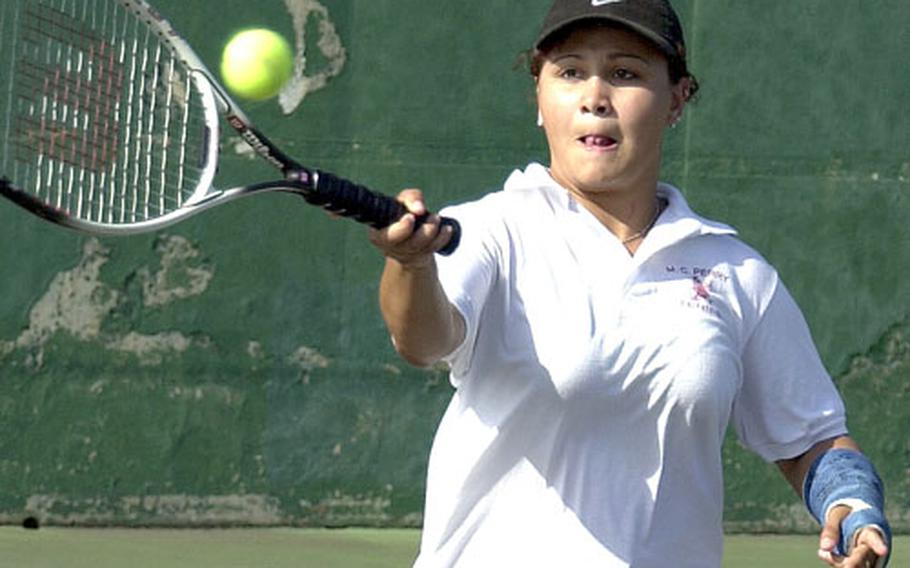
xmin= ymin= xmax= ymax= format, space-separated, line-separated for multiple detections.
xmin=504 ymin=162 xmax=737 ymax=242
xmin=654 ymin=182 xmax=737 ymax=241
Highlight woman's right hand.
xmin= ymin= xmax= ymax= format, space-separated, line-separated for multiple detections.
xmin=372 ymin=189 xmax=465 ymax=367
xmin=369 ymin=189 xmax=454 ymax=268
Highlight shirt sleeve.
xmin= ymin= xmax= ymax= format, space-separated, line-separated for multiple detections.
xmin=732 ymin=276 xmax=848 ymax=462
xmin=435 ymin=200 xmax=500 ymax=381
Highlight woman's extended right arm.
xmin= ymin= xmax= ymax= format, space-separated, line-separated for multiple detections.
xmin=371 ymin=189 xmax=465 ymax=368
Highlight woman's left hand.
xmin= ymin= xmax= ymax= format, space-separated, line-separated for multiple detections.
xmin=817 ymin=505 xmax=889 ymax=567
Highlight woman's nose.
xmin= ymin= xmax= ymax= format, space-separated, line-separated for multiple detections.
xmin=581 ymin=77 xmax=612 ymax=117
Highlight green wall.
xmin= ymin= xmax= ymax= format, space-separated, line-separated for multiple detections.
xmin=0 ymin=0 xmax=907 ymax=532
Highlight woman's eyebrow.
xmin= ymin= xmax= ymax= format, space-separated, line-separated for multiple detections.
xmin=549 ymin=51 xmax=653 ymax=65
xmin=549 ymin=52 xmax=583 ymax=63
xmin=597 ymin=50 xmax=656 ymax=67
xmin=609 ymin=52 xmax=651 ymax=63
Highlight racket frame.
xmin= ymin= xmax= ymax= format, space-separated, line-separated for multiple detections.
xmin=0 ymin=0 xmax=460 ymax=253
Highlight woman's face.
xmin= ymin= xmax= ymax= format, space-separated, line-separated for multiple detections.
xmin=536 ymin=24 xmax=688 ymax=201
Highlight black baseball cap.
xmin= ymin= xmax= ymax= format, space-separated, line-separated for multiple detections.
xmin=535 ymin=0 xmax=687 ymax=61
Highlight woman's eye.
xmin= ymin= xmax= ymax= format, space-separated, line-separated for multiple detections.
xmin=613 ymin=68 xmax=638 ymax=81
xmin=559 ymin=68 xmax=581 ymax=80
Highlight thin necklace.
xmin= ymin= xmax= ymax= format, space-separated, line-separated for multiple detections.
xmin=620 ymin=199 xmax=663 ymax=245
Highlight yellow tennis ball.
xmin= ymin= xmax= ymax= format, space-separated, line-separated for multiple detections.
xmin=220 ymin=29 xmax=293 ymax=101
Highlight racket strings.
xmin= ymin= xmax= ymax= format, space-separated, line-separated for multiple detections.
xmin=6 ymin=0 xmax=209 ymax=225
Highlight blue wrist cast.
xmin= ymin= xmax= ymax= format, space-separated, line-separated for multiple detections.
xmin=803 ymin=448 xmax=892 ymax=565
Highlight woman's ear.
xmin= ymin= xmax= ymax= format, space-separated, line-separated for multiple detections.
xmin=667 ymin=76 xmax=692 ymax=127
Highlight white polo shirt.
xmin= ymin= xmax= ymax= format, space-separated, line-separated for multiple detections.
xmin=414 ymin=163 xmax=847 ymax=568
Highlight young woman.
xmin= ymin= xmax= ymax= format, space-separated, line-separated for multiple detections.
xmin=370 ymin=1 xmax=892 ymax=566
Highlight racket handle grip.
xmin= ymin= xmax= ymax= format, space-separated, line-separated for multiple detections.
xmin=309 ymin=170 xmax=461 ymax=256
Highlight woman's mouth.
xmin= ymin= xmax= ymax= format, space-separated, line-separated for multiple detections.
xmin=580 ymin=135 xmax=618 ymax=150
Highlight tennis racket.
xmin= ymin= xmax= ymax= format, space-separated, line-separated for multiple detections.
xmin=0 ymin=0 xmax=461 ymax=254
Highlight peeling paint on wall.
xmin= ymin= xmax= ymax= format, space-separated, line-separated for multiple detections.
xmin=299 ymin=490 xmax=392 ymax=525
xmin=167 ymin=383 xmax=245 ymax=406
xmin=21 ymin=239 xmax=116 ymax=343
xmin=0 ymin=236 xmax=214 ymax=370
xmin=139 ymin=235 xmax=215 ymax=308
xmin=287 ymin=345 xmax=330 ymax=383
xmin=107 ymin=332 xmax=193 ymax=367
xmin=724 ymin=502 xmax=815 ymax=533
xmin=278 ymin=0 xmax=347 ymax=115
xmin=229 ymin=137 xmax=258 ymax=160
xmin=840 ymin=323 xmax=909 ymax=386
xmin=837 ymin=321 xmax=909 ymax=532
xmin=247 ymin=341 xmax=264 ymax=359
xmin=382 ymin=363 xmax=402 ymax=376
xmin=22 ymin=494 xmax=285 ymax=526
xmin=350 ymin=408 xmax=381 ymax=445
xmin=0 ymin=239 xmax=118 ymax=368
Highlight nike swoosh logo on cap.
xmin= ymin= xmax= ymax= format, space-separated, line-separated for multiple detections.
xmin=592 ymin=0 xmax=623 ymax=5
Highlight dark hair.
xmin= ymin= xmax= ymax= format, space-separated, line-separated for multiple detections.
xmin=525 ymin=22 xmax=700 ymax=101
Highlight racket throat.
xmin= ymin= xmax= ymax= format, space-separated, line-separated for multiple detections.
xmin=285 ymin=168 xmax=317 ymax=188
